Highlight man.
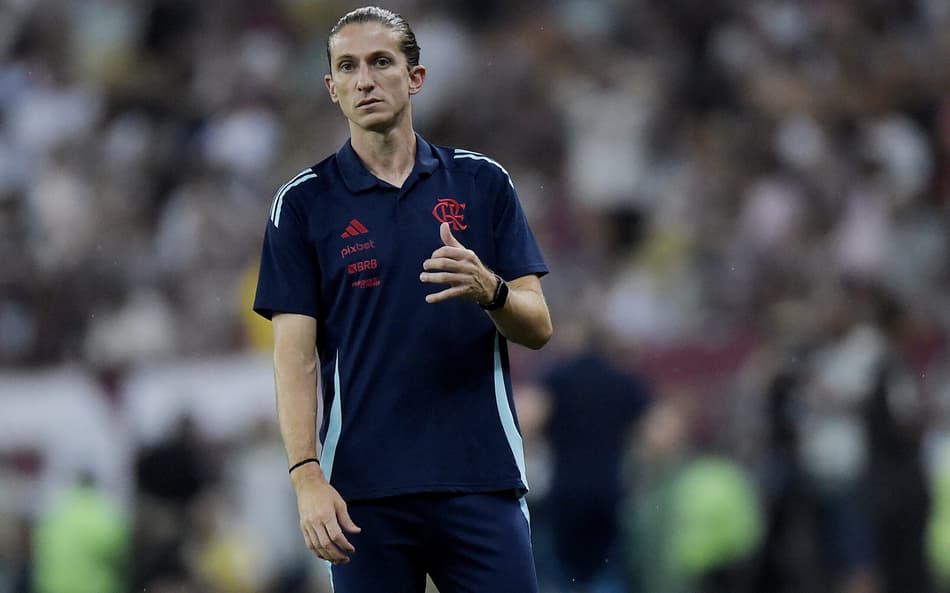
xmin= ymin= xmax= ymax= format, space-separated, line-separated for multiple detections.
xmin=538 ymin=347 xmax=650 ymax=593
xmin=252 ymin=7 xmax=552 ymax=593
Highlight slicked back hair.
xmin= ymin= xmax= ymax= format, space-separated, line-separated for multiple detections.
xmin=327 ymin=6 xmax=421 ymax=70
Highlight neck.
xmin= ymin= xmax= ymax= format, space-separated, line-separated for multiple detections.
xmin=349 ymin=118 xmax=417 ymax=188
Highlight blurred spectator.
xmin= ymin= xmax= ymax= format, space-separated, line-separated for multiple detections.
xmin=131 ymin=413 xmax=214 ymax=589
xmin=134 ymin=413 xmax=211 ymax=507
xmin=622 ymin=393 xmax=689 ymax=593
xmin=794 ymin=294 xmax=885 ymax=593
xmin=188 ymin=491 xmax=259 ymax=593
xmin=31 ymin=471 xmax=129 ymax=593
xmin=530 ymin=327 xmax=651 ymax=593
xmin=863 ymin=289 xmax=931 ymax=593
xmin=669 ymin=456 xmax=762 ymax=593
xmin=748 ymin=281 xmax=933 ymax=593
xmin=623 ymin=394 xmax=762 ymax=593
xmin=785 ymin=281 xmax=935 ymax=593
xmin=752 ymin=365 xmax=818 ymax=593
xmin=227 ymin=418 xmax=310 ymax=591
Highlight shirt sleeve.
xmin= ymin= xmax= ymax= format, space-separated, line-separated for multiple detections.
xmin=253 ymin=189 xmax=320 ymax=320
xmin=487 ymin=167 xmax=549 ymax=280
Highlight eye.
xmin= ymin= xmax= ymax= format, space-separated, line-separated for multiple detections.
xmin=338 ymin=61 xmax=354 ymax=72
xmin=375 ymin=56 xmax=391 ymax=67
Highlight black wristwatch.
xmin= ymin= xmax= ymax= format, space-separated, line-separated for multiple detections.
xmin=479 ymin=274 xmax=509 ymax=311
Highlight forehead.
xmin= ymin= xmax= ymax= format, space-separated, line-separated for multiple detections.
xmin=329 ymin=22 xmax=402 ymax=60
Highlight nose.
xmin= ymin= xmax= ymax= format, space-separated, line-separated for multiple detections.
xmin=356 ymin=62 xmax=374 ymax=92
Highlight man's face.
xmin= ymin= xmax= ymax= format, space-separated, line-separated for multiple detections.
xmin=325 ymin=23 xmax=425 ymax=132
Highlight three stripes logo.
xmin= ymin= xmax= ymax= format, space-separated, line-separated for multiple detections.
xmin=341 ymin=219 xmax=369 ymax=238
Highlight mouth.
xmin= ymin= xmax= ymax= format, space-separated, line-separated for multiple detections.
xmin=356 ymin=98 xmax=382 ymax=108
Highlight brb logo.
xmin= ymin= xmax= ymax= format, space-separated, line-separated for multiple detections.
xmin=432 ymin=198 xmax=467 ymax=231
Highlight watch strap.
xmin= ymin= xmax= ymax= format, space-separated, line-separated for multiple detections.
xmin=480 ymin=274 xmax=509 ymax=311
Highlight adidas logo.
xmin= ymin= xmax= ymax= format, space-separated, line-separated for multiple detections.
xmin=341 ymin=219 xmax=369 ymax=238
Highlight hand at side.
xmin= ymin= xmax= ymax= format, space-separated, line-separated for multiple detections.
xmin=292 ymin=464 xmax=362 ymax=564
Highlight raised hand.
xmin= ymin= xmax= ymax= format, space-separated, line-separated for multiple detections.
xmin=420 ymin=223 xmax=497 ymax=304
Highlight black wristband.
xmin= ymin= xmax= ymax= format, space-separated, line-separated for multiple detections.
xmin=288 ymin=457 xmax=320 ymax=475
xmin=479 ymin=274 xmax=509 ymax=311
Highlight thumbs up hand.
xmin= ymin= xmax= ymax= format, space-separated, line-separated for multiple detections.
xmin=420 ymin=222 xmax=498 ymax=305
xmin=439 ymin=221 xmax=463 ymax=249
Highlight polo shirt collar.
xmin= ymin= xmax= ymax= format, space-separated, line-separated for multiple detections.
xmin=336 ymin=133 xmax=440 ymax=193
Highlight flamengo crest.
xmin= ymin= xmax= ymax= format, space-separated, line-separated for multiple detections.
xmin=432 ymin=198 xmax=467 ymax=230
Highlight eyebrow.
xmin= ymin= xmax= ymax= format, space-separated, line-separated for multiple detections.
xmin=334 ymin=50 xmax=397 ymax=65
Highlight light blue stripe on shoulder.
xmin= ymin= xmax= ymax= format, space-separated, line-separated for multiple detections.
xmin=270 ymin=169 xmax=312 ymax=219
xmin=320 ymin=352 xmax=343 ymax=481
xmin=270 ymin=169 xmax=317 ymax=228
xmin=493 ymin=333 xmax=528 ymax=488
xmin=453 ymin=150 xmax=514 ymax=188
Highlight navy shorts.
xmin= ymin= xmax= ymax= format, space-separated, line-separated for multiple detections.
xmin=328 ymin=491 xmax=538 ymax=593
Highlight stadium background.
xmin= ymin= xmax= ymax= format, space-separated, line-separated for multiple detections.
xmin=2 ymin=0 xmax=950 ymax=592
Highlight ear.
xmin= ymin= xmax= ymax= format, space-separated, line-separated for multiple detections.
xmin=324 ymin=73 xmax=339 ymax=104
xmin=408 ymin=65 xmax=426 ymax=96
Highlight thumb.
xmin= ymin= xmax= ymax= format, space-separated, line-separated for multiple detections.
xmin=440 ymin=222 xmax=463 ymax=248
xmin=337 ymin=502 xmax=362 ymax=533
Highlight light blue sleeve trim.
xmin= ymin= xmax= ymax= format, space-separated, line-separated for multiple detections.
xmin=493 ymin=333 xmax=528 ymax=489
xmin=320 ymin=352 xmax=343 ymax=481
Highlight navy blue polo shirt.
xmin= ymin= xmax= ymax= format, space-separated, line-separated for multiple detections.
xmin=253 ymin=135 xmax=548 ymax=501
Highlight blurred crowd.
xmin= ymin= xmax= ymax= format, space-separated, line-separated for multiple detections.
xmin=3 ymin=0 xmax=950 ymax=592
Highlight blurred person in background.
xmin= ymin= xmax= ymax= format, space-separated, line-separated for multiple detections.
xmin=622 ymin=392 xmax=762 ymax=593
xmin=131 ymin=413 xmax=215 ymax=589
xmin=752 ymin=362 xmax=818 ymax=593
xmin=792 ymin=282 xmax=894 ymax=593
xmin=861 ymin=286 xmax=931 ymax=593
xmin=32 ymin=470 xmax=129 ymax=593
xmin=530 ymin=320 xmax=651 ymax=593
xmin=752 ymin=280 xmax=931 ymax=593
xmin=252 ymin=6 xmax=551 ymax=593
xmin=622 ymin=395 xmax=691 ymax=593
xmin=227 ymin=417 xmax=311 ymax=592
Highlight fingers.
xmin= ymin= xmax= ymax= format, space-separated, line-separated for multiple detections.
xmin=302 ymin=522 xmax=320 ymax=556
xmin=303 ymin=520 xmax=347 ymax=564
xmin=297 ymin=484 xmax=360 ymax=565
xmin=307 ymin=518 xmax=353 ymax=564
xmin=323 ymin=519 xmax=356 ymax=554
xmin=422 ymin=257 xmax=470 ymax=273
xmin=301 ymin=507 xmax=360 ymax=564
xmin=422 ymin=231 xmax=486 ymax=304
xmin=426 ymin=286 xmax=470 ymax=304
xmin=419 ymin=271 xmax=468 ymax=286
xmin=321 ymin=500 xmax=362 ymax=562
xmin=429 ymin=246 xmax=473 ymax=261
xmin=338 ymin=504 xmax=363 ymax=534
xmin=440 ymin=222 xmax=464 ymax=248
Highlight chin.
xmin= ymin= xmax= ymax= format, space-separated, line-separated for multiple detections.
xmin=358 ymin=113 xmax=399 ymax=133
